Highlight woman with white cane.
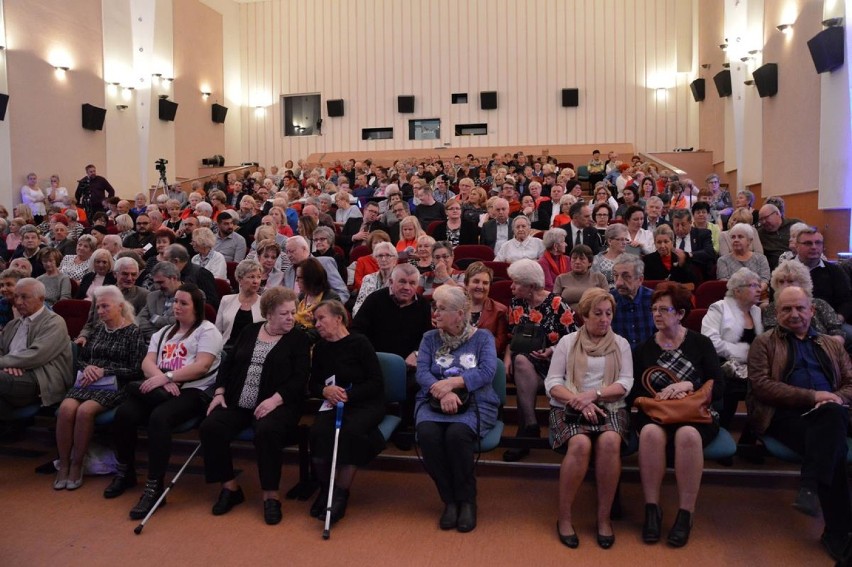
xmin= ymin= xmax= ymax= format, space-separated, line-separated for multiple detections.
xmin=308 ymin=300 xmax=385 ymax=526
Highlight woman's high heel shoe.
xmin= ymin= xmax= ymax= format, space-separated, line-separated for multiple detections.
xmin=596 ymin=524 xmax=615 ymax=549
xmin=667 ymin=509 xmax=693 ymax=548
xmin=556 ymin=522 xmax=579 ymax=549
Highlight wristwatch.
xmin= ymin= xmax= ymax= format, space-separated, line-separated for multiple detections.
xmin=166 ymin=371 xmax=175 ymax=383
xmin=595 ymin=389 xmax=603 ymax=402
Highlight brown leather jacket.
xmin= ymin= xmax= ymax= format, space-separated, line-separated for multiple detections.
xmin=747 ymin=326 xmax=852 ymax=434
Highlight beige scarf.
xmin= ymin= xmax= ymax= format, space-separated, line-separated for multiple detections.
xmin=563 ymin=326 xmax=622 ymax=394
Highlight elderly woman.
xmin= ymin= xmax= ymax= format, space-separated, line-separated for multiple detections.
xmin=547 ymin=288 xmax=634 ymax=549
xmin=309 ymin=225 xmax=345 ymax=283
xmin=107 ymin=284 xmax=223 ymax=520
xmin=60 ymin=234 xmax=97 ymax=282
xmin=216 ymin=258 xmax=264 ymax=350
xmin=353 ymin=241 xmax=397 ymax=316
xmin=553 ymin=245 xmax=609 ymax=312
xmin=395 ymin=216 xmax=424 ymax=253
xmin=54 ymin=286 xmax=146 ymax=490
xmin=21 ymin=173 xmax=47 ymax=220
xmin=308 ymin=300 xmax=385 ymax=524
xmin=495 ymin=215 xmax=545 ymax=263
xmin=353 ymin=230 xmax=392 ymax=289
xmin=503 ymin=259 xmax=578 ymax=462
xmin=76 ymin=249 xmax=115 ymax=300
xmin=716 ymin=223 xmax=770 ymax=286
xmin=718 ymin=207 xmax=763 ymax=256
xmin=465 ymin=262 xmax=509 ymax=356
xmin=418 ymin=241 xmax=463 ymax=294
xmin=115 ymin=214 xmax=135 ymax=242
xmin=432 ymin=198 xmax=480 ymax=247
xmin=254 ymin=239 xmax=284 ymax=292
xmin=701 ymin=268 xmax=763 ymax=428
xmin=464 ymin=187 xmax=489 ymax=226
xmin=552 ymin=194 xmax=579 ymax=228
xmin=538 ymin=228 xmax=570 ymax=291
xmin=632 ymin=282 xmax=722 ymax=548
xmin=624 ymin=205 xmax=655 ymax=256
xmin=192 ymin=227 xmax=227 ymax=280
xmin=295 ymin=258 xmax=340 ymax=335
xmin=334 ymin=191 xmax=362 ymax=225
xmin=37 ymin=248 xmax=72 ymax=307
xmin=725 ymin=190 xmax=758 ymax=228
xmin=762 ymin=261 xmax=845 ymax=341
xmin=410 ymin=234 xmax=437 ymax=274
xmin=415 ymin=285 xmax=499 ymax=533
xmin=592 ymin=224 xmax=630 ymax=288
xmin=642 ymin=225 xmax=698 ymax=286
xmin=200 ymin=288 xmax=310 ymax=524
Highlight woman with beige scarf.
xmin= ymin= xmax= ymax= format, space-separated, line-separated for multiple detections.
xmin=545 ymin=287 xmax=634 ymax=550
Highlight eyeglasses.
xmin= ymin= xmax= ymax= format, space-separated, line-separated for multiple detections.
xmin=374 ymin=253 xmax=395 ymax=259
xmin=650 ymin=306 xmax=677 ymax=314
xmin=798 ymin=239 xmax=823 ymax=247
xmin=758 ymin=210 xmax=778 ymax=223
xmin=433 ymin=254 xmax=452 ymax=261
xmin=737 ymin=283 xmax=761 ymax=289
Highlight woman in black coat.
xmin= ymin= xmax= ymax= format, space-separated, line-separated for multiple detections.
xmin=200 ymin=287 xmax=311 ymax=525
xmin=642 ymin=225 xmax=698 ymax=286
xmin=431 ymin=198 xmax=480 ymax=247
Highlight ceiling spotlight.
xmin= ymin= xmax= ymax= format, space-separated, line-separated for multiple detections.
xmin=116 ymin=104 xmax=128 ymax=110
xmin=822 ymin=17 xmax=843 ymax=27
xmin=776 ymin=24 xmax=793 ymax=32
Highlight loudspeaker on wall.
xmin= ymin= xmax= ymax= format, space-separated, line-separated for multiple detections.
xmin=689 ymin=79 xmax=705 ymax=102
xmin=398 ymin=96 xmax=415 ymax=113
xmin=561 ymin=88 xmax=579 ymax=107
xmin=327 ymin=99 xmax=344 ymax=117
xmin=480 ymin=91 xmax=497 ymax=110
xmin=752 ymin=63 xmax=778 ymax=98
xmin=0 ymin=93 xmax=8 ymax=121
xmin=713 ymin=70 xmax=732 ymax=98
xmin=807 ymin=26 xmax=844 ymax=74
xmin=158 ymin=98 xmax=178 ymax=121
xmin=211 ymin=103 xmax=228 ymax=124
xmin=81 ymin=103 xmax=106 ymax=131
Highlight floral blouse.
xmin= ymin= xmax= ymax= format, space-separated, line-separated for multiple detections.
xmin=508 ymin=292 xmax=578 ymax=347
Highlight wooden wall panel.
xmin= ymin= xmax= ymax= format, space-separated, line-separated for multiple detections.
xmin=239 ymin=0 xmax=698 ymax=166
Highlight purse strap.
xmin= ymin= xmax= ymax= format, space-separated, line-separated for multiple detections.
xmin=641 ymin=365 xmax=681 ymax=395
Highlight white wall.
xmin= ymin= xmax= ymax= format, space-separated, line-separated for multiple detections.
xmin=239 ymin=0 xmax=699 ymax=166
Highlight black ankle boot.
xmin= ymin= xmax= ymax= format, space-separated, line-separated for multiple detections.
xmin=667 ymin=509 xmax=693 ymax=547
xmin=642 ymin=503 xmax=662 ymax=543
xmin=130 ymin=479 xmax=165 ymax=520
xmin=104 ymin=464 xmax=137 ymax=499
xmin=329 ymin=487 xmax=349 ymax=524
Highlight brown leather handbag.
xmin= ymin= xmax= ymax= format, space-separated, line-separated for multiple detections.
xmin=633 ymin=366 xmax=715 ymax=425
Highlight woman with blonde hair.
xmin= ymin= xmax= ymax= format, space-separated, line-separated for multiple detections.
xmin=396 ymin=216 xmax=425 ymax=253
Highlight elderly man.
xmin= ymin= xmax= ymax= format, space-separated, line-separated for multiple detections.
xmin=0 ymin=278 xmax=73 ymax=417
xmin=164 ymin=243 xmax=220 ymax=308
xmin=757 ymin=203 xmax=801 ymax=271
xmin=481 ymin=198 xmax=513 ymax=251
xmin=236 ymin=195 xmax=262 ymax=241
xmin=214 ymin=211 xmax=247 ymax=262
xmin=670 ymin=209 xmax=717 ymax=281
xmin=282 ymin=236 xmax=349 ymax=303
xmin=11 ymin=225 xmax=47 ymax=278
xmin=610 ymin=253 xmax=655 ymax=349
xmin=748 ymin=287 xmax=852 ymax=562
xmin=137 ymin=262 xmax=182 ymax=341
xmin=102 ymin=234 xmax=123 ymax=259
xmin=75 ymin=257 xmax=149 ymax=345
xmin=50 ymin=222 xmax=77 ymax=256
xmin=565 ymin=202 xmax=602 ymax=256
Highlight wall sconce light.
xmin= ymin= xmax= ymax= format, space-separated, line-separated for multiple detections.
xmin=151 ymin=73 xmax=162 ymax=85
xmin=719 ymin=43 xmax=728 ymax=50
xmin=116 ymin=104 xmax=128 ymax=110
xmin=740 ymin=56 xmax=751 ymax=62
xmin=255 ymin=106 xmax=265 ymax=116
xmin=201 ymin=91 xmax=211 ymax=97
xmin=744 ymin=80 xmax=755 ymax=86
xmin=54 ymin=65 xmax=70 ymax=72
xmin=159 ymin=94 xmax=170 ymax=100
xmin=701 ymin=63 xmax=711 ymax=69
xmin=822 ymin=17 xmax=843 ymax=27
xmin=122 ymin=86 xmax=135 ymax=101
xmin=776 ymin=24 xmax=793 ymax=33
xmin=748 ymin=49 xmax=761 ymax=55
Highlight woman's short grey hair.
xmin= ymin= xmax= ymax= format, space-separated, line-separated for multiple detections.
xmin=77 ymin=234 xmax=97 ymax=252
xmin=787 ymin=222 xmax=811 ymax=243
xmin=313 ymin=225 xmax=335 ymax=243
xmin=507 ymin=258 xmax=545 ymax=289
xmin=542 ymin=228 xmax=567 ymax=251
xmin=726 ymin=267 xmax=761 ymax=296
xmin=65 ymin=209 xmax=78 ymax=222
xmin=93 ymin=285 xmax=136 ymax=323
xmin=416 ymin=234 xmax=436 ymax=248
xmin=738 ymin=189 xmax=756 ymax=207
xmin=192 ymin=227 xmax=216 ymax=249
xmin=605 ymin=223 xmax=628 ymax=240
xmin=196 ymin=215 xmax=212 ymax=228
xmin=195 ymin=202 xmax=213 ymax=216
xmin=654 ymin=224 xmax=674 ymax=240
xmin=612 ymin=253 xmax=645 ymax=277
xmin=512 ymin=215 xmax=530 ymax=230
xmin=372 ymin=241 xmax=397 ymax=258
xmin=432 ymin=284 xmax=471 ymax=324
xmin=91 ymin=248 xmax=115 ymax=269
xmin=729 ymin=223 xmax=755 ymax=241
xmin=770 ymin=260 xmax=813 ymax=296
xmin=235 ymin=258 xmax=263 ymax=280
xmin=115 ymin=214 xmax=134 ymax=232
xmin=559 ymin=194 xmax=578 ymax=207
xmin=113 ymin=256 xmax=139 ymax=274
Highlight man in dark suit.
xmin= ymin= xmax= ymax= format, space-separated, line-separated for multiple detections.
xmin=532 ymin=183 xmax=565 ymax=230
xmin=163 ymin=244 xmax=220 ymax=308
xmin=671 ymin=208 xmax=716 ymax=281
xmin=643 ymin=196 xmax=671 ymax=231
xmin=480 ymin=198 xmax=513 ymax=251
xmin=338 ymin=200 xmax=388 ymax=251
xmin=565 ymin=202 xmax=602 ymax=256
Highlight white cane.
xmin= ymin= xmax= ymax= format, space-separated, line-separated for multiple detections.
xmin=322 ymin=401 xmax=344 ymax=540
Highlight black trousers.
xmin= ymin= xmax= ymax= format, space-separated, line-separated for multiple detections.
xmin=113 ymin=385 xmax=206 ymax=482
xmin=417 ymin=421 xmax=478 ymax=505
xmin=768 ymin=403 xmax=852 ymax=537
xmin=200 ymin=405 xmax=298 ymax=491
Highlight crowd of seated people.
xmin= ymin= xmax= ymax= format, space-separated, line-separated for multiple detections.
xmin=4 ymin=153 xmax=852 ymax=560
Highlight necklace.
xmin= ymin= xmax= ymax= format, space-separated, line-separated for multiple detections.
xmin=656 ymin=327 xmax=684 ymax=349
xmin=264 ymin=322 xmax=284 ymax=337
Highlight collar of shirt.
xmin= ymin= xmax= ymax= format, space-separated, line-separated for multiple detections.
xmin=23 ymin=306 xmax=46 ymax=323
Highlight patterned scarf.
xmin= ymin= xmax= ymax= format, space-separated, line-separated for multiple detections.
xmin=563 ymin=326 xmax=622 ymax=394
xmin=436 ymin=323 xmax=478 ymax=358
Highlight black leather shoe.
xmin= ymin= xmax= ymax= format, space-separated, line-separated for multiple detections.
xmin=457 ymin=502 xmax=477 ymax=533
xmin=667 ymin=509 xmax=693 ymax=548
xmin=439 ymin=503 xmax=458 ymax=530
xmin=793 ymin=487 xmax=820 ymax=517
xmin=310 ymin=488 xmax=328 ymax=518
xmin=821 ymin=531 xmax=852 ymax=562
xmin=596 ymin=525 xmax=615 ymax=549
xmin=212 ymin=487 xmax=245 ymax=516
xmin=556 ymin=522 xmax=579 ymax=549
xmin=103 ymin=466 xmax=137 ymax=499
xmin=129 ymin=479 xmax=165 ymax=520
xmin=642 ymin=504 xmax=662 ymax=543
xmin=502 ymin=447 xmax=530 ymax=462
xmin=328 ymin=487 xmax=349 ymax=524
xmin=264 ymin=499 xmax=283 ymax=525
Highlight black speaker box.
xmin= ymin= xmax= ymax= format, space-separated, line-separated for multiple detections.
xmin=480 ymin=91 xmax=497 ymax=110
xmin=158 ymin=98 xmax=178 ymax=121
xmin=211 ymin=103 xmax=228 ymax=123
xmin=713 ymin=70 xmax=732 ymax=97
xmin=752 ymin=63 xmax=778 ymax=98
xmin=690 ymin=79 xmax=705 ymax=102
xmin=81 ymin=103 xmax=106 ymax=131
xmin=561 ymin=88 xmax=579 ymax=107
xmin=327 ymin=99 xmax=344 ymax=117
xmin=808 ymin=26 xmax=845 ymax=73
xmin=0 ymin=93 xmax=8 ymax=121
xmin=398 ymin=95 xmax=414 ymax=113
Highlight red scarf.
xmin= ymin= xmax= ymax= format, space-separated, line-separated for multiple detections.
xmin=544 ymin=251 xmax=569 ymax=276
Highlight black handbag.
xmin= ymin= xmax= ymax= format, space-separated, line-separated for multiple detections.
xmin=510 ymin=321 xmax=546 ymax=354
xmin=428 ymin=388 xmax=471 ymax=414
